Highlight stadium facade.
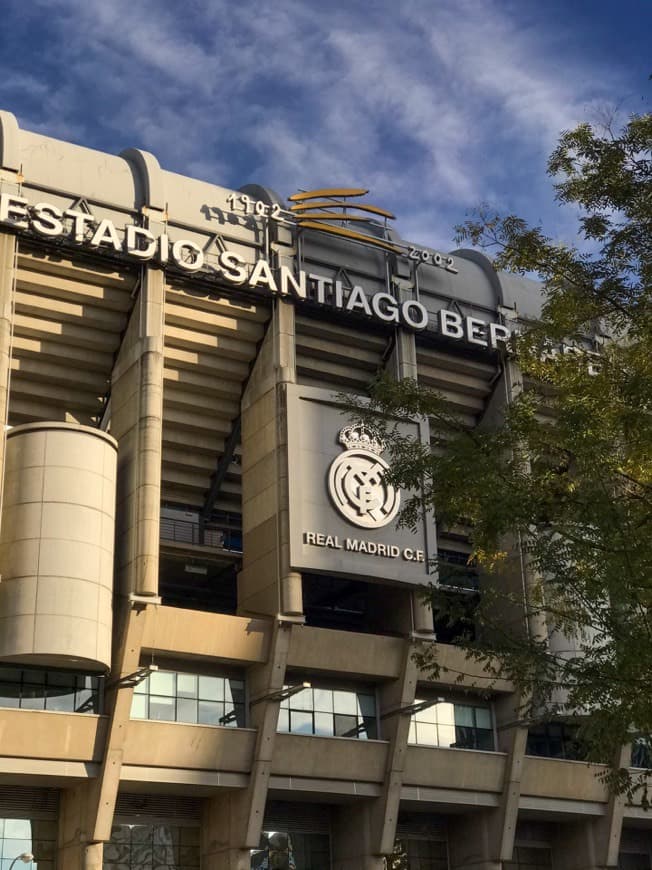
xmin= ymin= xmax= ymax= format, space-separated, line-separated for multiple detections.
xmin=0 ymin=109 xmax=647 ymax=870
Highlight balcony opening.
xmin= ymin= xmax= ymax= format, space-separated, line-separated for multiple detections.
xmin=525 ymin=721 xmax=587 ymax=761
xmin=159 ymin=554 xmax=238 ymax=614
xmin=432 ymin=550 xmax=480 ymax=644
xmin=302 ymin=574 xmax=410 ymax=637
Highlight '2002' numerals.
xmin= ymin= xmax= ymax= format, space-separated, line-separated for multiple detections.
xmin=408 ymin=246 xmax=457 ymax=273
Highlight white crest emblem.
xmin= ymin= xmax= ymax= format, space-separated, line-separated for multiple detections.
xmin=327 ymin=424 xmax=400 ymax=529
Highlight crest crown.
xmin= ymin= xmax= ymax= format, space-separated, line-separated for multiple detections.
xmin=338 ymin=424 xmax=385 ymax=455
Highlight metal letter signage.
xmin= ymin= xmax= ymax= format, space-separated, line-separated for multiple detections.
xmin=327 ymin=425 xmax=400 ymax=529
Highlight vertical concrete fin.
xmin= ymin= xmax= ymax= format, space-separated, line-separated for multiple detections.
xmin=120 ymin=147 xmax=166 ymax=212
xmin=0 ymin=232 xmax=16 ymax=527
xmin=239 ymin=303 xmax=300 ymax=617
xmin=112 ymin=268 xmax=164 ymax=597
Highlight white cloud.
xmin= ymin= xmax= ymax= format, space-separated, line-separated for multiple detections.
xmin=0 ymin=0 xmax=640 ymax=248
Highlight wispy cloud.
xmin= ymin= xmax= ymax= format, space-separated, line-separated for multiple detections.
xmin=0 ymin=0 xmax=646 ymax=248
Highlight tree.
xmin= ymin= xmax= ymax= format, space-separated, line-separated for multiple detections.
xmin=357 ymin=112 xmax=652 ymax=799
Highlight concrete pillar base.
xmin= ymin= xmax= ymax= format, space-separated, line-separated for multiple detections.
xmin=58 ymin=786 xmax=104 ymax=870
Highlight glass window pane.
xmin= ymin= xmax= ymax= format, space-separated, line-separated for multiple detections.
xmin=77 ymin=674 xmax=98 ymax=691
xmin=20 ymin=686 xmax=45 ymax=710
xmin=198 ymin=700 xmax=220 ymax=725
xmin=475 ymin=707 xmax=492 ymax=729
xmin=149 ymin=695 xmax=175 ymax=721
xmin=233 ymin=703 xmax=246 ymax=727
xmin=47 ymin=671 xmax=75 ymax=688
xmin=314 ymin=712 xmax=334 ymax=736
xmin=131 ymin=694 xmax=147 ymax=719
xmin=5 ymin=819 xmax=32 ymax=838
xmin=177 ymin=674 xmax=197 ymax=698
xmin=0 ymin=668 xmax=21 ymax=683
xmin=363 ymin=716 xmax=377 ymax=740
xmin=226 ymin=679 xmax=245 ymax=706
xmin=454 ymin=705 xmax=475 ymax=727
xmin=455 ymin=725 xmax=476 ymax=749
xmin=221 ymin=704 xmax=242 ymax=727
xmin=333 ymin=690 xmax=357 ymax=715
xmin=334 ymin=714 xmax=358 ymax=737
xmin=177 ymin=697 xmax=198 ymax=724
xmin=290 ymin=710 xmax=314 ymax=734
xmin=436 ymin=702 xmax=455 ymax=727
xmin=198 ymin=676 xmax=222 ymax=701
xmin=415 ymin=700 xmax=438 ymax=723
xmin=313 ymin=689 xmax=334 ymax=713
xmin=415 ymin=722 xmax=438 ymax=746
xmin=149 ymin=671 xmax=175 ymax=697
xmin=277 ymin=708 xmax=290 ymax=732
xmin=45 ymin=687 xmax=76 ymax=712
xmin=290 ymin=687 xmax=313 ymax=711
xmin=3 ymin=838 xmax=32 ymax=861
xmin=74 ymin=687 xmax=95 ymax=712
xmin=357 ymin=693 xmax=376 ymax=718
xmin=476 ymin=729 xmax=495 ymax=751
xmin=0 ymin=684 xmax=20 ymax=707
xmin=437 ymin=723 xmax=456 ymax=747
xmin=134 ymin=675 xmax=149 ymax=694
xmin=408 ymin=719 xmax=417 ymax=744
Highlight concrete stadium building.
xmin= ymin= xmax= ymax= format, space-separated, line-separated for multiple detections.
xmin=0 ymin=109 xmax=648 ymax=870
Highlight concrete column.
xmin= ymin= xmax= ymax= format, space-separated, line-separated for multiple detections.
xmin=550 ymin=744 xmax=630 ymax=870
xmin=201 ymin=794 xmax=252 ymax=870
xmin=331 ymin=801 xmax=385 ymax=870
xmin=202 ymin=621 xmax=293 ymax=864
xmin=329 ymin=641 xmax=418 ymax=867
xmin=372 ymin=641 xmax=419 ymax=855
xmin=112 ymin=265 xmax=165 ymax=598
xmin=238 ymin=301 xmax=299 ymax=617
xmin=389 ymin=320 xmax=435 ymax=637
xmin=82 ymin=599 xmax=151 ymax=849
xmin=412 ymin=590 xmax=434 ymax=635
xmin=449 ymin=693 xmax=530 ymax=870
xmin=58 ymin=785 xmax=104 ymax=870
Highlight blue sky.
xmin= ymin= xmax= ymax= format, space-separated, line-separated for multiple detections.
xmin=0 ymin=0 xmax=649 ymax=251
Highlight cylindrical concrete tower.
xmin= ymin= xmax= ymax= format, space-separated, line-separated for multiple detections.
xmin=0 ymin=422 xmax=117 ymax=670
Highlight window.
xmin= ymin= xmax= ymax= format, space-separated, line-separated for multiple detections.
xmin=409 ymin=700 xmax=494 ymax=750
xmin=526 ymin=722 xmax=584 ymax=760
xmin=251 ymin=830 xmax=330 ymax=870
xmin=278 ymin=685 xmax=377 ymax=739
xmin=0 ymin=817 xmax=57 ymax=870
xmin=631 ymin=738 xmax=652 ymax=769
xmin=105 ymin=823 xmax=199 ymax=870
xmin=0 ymin=667 xmax=101 ymax=714
xmin=131 ymin=670 xmax=245 ymax=727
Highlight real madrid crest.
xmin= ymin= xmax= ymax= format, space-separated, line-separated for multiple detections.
xmin=327 ymin=424 xmax=400 ymax=529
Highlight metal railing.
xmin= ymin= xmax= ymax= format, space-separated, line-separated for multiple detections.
xmin=160 ymin=517 xmax=242 ymax=551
